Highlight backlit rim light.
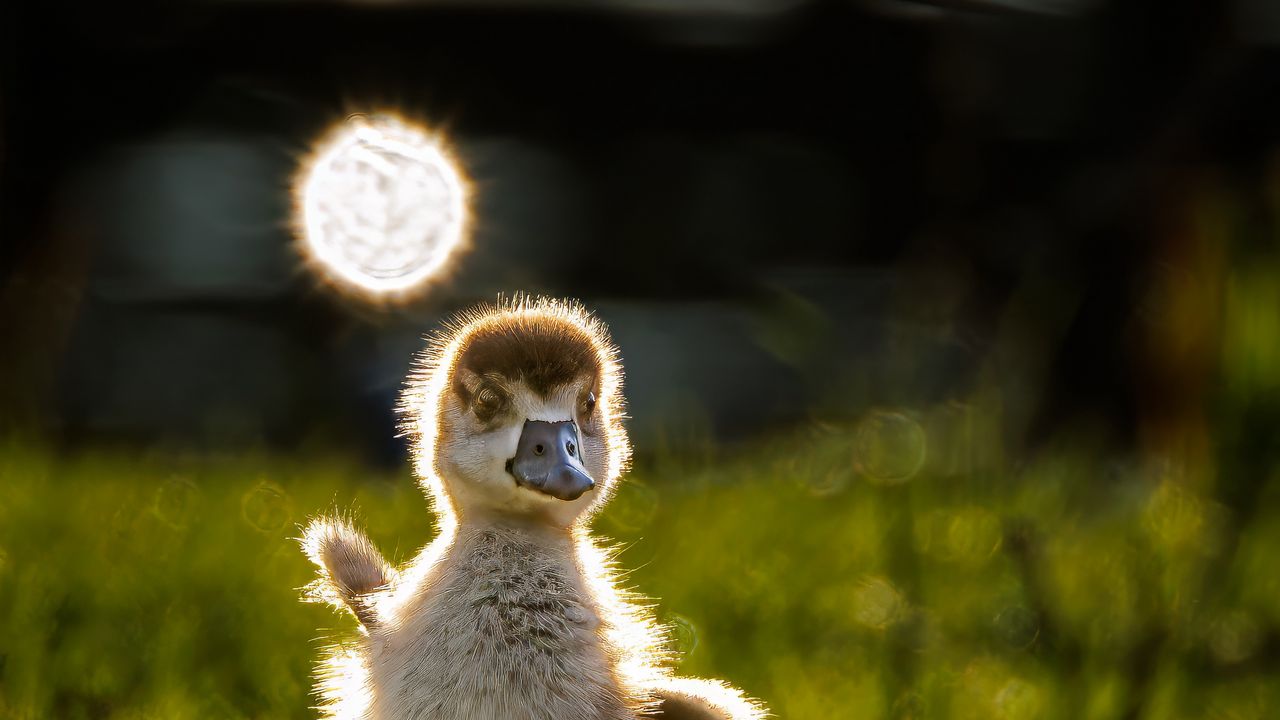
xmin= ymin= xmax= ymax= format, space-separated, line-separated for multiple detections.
xmin=294 ymin=114 xmax=470 ymax=298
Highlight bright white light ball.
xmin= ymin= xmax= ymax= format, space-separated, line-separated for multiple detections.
xmin=297 ymin=115 xmax=468 ymax=297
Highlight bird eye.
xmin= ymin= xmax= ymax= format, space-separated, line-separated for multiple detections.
xmin=581 ymin=391 xmax=597 ymax=417
xmin=472 ymin=386 xmax=506 ymax=422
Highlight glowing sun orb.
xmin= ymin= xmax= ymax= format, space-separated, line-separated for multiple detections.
xmin=296 ymin=114 xmax=469 ymax=297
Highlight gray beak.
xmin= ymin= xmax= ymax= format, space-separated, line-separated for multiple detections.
xmin=506 ymin=420 xmax=596 ymax=501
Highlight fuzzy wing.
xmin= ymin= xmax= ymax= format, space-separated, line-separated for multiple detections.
xmin=301 ymin=516 xmax=394 ymax=626
xmin=648 ymin=678 xmax=768 ymax=720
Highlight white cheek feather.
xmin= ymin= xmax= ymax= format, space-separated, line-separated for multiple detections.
xmin=481 ymin=423 xmax=522 ymax=469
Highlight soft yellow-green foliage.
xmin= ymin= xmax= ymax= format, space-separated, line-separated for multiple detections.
xmin=1 ymin=430 xmax=1277 ymax=719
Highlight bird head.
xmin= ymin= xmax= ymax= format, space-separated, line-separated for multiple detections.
xmin=401 ymin=297 xmax=630 ymax=528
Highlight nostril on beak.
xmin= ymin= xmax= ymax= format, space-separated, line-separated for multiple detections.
xmin=566 ymin=441 xmax=576 ymax=456
xmin=534 ymin=444 xmax=545 ymax=456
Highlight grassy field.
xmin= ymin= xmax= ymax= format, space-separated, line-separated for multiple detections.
xmin=1 ymin=420 xmax=1278 ymax=720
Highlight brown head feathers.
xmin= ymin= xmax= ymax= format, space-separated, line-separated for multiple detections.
xmin=450 ymin=308 xmax=602 ymax=401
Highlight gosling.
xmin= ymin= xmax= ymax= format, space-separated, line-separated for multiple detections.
xmin=301 ymin=297 xmax=766 ymax=720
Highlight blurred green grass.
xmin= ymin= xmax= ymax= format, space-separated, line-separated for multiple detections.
xmin=2 ymin=422 xmax=1279 ymax=720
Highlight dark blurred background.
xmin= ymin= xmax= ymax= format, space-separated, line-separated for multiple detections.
xmin=3 ymin=0 xmax=1277 ymax=467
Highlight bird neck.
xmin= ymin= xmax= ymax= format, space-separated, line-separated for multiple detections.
xmin=456 ymin=509 xmax=576 ymax=549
